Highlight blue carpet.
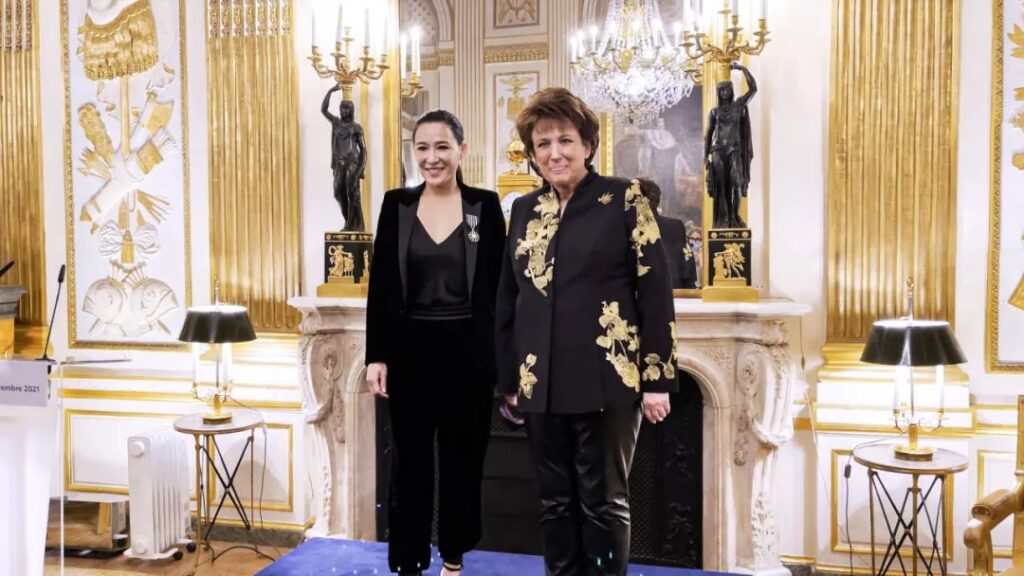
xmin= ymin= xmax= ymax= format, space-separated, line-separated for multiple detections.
xmin=257 ymin=538 xmax=727 ymax=576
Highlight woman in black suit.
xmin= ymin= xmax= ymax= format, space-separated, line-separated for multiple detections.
xmin=496 ymin=88 xmax=678 ymax=576
xmin=365 ymin=110 xmax=505 ymax=576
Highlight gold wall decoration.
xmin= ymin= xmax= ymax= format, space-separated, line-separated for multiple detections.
xmin=437 ymin=48 xmax=454 ymax=67
xmin=826 ymin=0 xmax=960 ymax=341
xmin=987 ymin=0 xmax=1024 ymax=371
xmin=63 ymin=0 xmax=192 ymax=348
xmin=483 ymin=42 xmax=549 ymax=64
xmin=495 ymin=0 xmax=540 ymax=29
xmin=494 ymin=71 xmax=540 ymax=177
xmin=206 ymin=0 xmax=301 ymax=332
xmin=1 ymin=0 xmax=45 ymax=326
xmin=385 ymin=0 xmax=402 ymax=195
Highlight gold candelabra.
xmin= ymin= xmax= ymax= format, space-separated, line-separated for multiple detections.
xmin=398 ymin=28 xmax=424 ymax=99
xmin=682 ymin=0 xmax=770 ymax=81
xmin=309 ymin=33 xmax=389 ymax=100
xmin=401 ymin=71 xmax=423 ymax=98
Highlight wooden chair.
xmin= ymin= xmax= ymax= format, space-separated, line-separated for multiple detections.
xmin=965 ymin=396 xmax=1024 ymax=576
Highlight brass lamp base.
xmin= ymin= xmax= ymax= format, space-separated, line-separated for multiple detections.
xmin=893 ymin=444 xmax=935 ymax=461
xmin=202 ymin=410 xmax=233 ymax=424
xmin=201 ymin=394 xmax=232 ymax=424
xmin=893 ymin=422 xmax=934 ymax=461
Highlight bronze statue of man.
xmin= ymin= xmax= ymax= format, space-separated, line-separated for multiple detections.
xmin=322 ymin=85 xmax=367 ymax=231
xmin=705 ymin=62 xmax=757 ymax=229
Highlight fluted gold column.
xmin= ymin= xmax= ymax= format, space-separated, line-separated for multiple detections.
xmin=0 ymin=0 xmax=45 ymax=326
xmin=453 ymin=0 xmax=485 ymax=185
xmin=548 ymin=0 xmax=579 ymax=89
xmin=207 ymin=0 xmax=301 ymax=331
xmin=826 ymin=0 xmax=959 ymax=340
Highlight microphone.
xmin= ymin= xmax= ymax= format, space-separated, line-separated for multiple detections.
xmin=39 ymin=264 xmax=66 ymax=363
xmin=0 ymin=261 xmax=13 ymax=280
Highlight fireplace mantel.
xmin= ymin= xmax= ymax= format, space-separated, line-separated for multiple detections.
xmin=288 ymin=296 xmax=811 ymax=576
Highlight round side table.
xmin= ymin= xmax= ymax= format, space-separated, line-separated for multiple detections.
xmin=852 ymin=444 xmax=968 ymax=576
xmin=173 ymin=409 xmax=269 ymax=562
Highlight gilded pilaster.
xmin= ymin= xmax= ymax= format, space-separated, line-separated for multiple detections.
xmin=206 ymin=0 xmax=301 ymax=331
xmin=547 ymin=0 xmax=580 ymax=89
xmin=826 ymin=0 xmax=960 ymax=341
xmin=453 ymin=0 xmax=485 ymax=186
xmin=0 ymin=0 xmax=45 ymax=326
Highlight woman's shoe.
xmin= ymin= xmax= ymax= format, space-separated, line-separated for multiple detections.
xmin=440 ymin=560 xmax=463 ymax=575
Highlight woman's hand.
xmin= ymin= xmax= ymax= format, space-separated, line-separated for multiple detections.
xmin=505 ymin=393 xmax=518 ymax=407
xmin=642 ymin=392 xmax=671 ymax=424
xmin=366 ymin=362 xmax=389 ymax=398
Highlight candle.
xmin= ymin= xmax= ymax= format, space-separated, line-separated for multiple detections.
xmin=312 ymin=8 xmax=318 ymax=48
xmin=400 ymin=33 xmax=407 ymax=78
xmin=571 ymin=36 xmax=578 ymax=62
xmin=364 ymin=8 xmax=371 ymax=52
xmin=695 ymin=0 xmax=704 ymax=32
xmin=673 ymin=21 xmax=683 ymax=46
xmin=412 ymin=27 xmax=421 ymax=76
xmin=383 ymin=16 xmax=390 ymax=58
xmin=732 ymin=0 xmax=739 ymax=14
xmin=936 ymin=365 xmax=945 ymax=413
xmin=335 ymin=4 xmax=344 ymax=43
xmin=761 ymin=0 xmax=767 ymax=20
xmin=681 ymin=1 xmax=689 ymax=34
xmin=894 ymin=366 xmax=905 ymax=412
xmin=590 ymin=25 xmax=599 ymax=54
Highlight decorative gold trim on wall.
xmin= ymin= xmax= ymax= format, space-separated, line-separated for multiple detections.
xmin=62 ymin=0 xmax=193 ymax=351
xmin=65 ymin=409 xmax=296 ymax=512
xmin=826 ymin=0 xmax=960 ymax=340
xmin=206 ymin=0 xmax=301 ymax=331
xmin=0 ymin=0 xmax=46 ymax=326
xmin=977 ymin=449 xmax=1015 ymax=559
xmin=384 ymin=1 xmax=402 ymax=194
xmin=829 ymin=448 xmax=954 ymax=560
xmin=483 ymin=42 xmax=548 ymax=63
xmin=437 ymin=48 xmax=454 ymax=67
xmin=986 ymin=0 xmax=1024 ymax=373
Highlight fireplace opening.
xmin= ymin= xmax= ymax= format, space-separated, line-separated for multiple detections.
xmin=375 ymin=371 xmax=703 ymax=568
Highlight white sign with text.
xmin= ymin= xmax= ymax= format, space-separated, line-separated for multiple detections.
xmin=0 ymin=360 xmax=48 ymax=407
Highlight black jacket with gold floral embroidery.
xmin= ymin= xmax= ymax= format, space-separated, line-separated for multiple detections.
xmin=495 ymin=171 xmax=679 ymax=414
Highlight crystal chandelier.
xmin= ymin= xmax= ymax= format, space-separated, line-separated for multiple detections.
xmin=571 ymin=0 xmax=697 ymax=126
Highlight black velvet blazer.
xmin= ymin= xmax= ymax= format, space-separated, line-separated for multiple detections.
xmin=365 ymin=183 xmax=506 ymax=388
xmin=495 ymin=171 xmax=679 ymax=414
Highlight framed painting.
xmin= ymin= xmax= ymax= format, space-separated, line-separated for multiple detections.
xmin=607 ymin=92 xmax=705 ymax=291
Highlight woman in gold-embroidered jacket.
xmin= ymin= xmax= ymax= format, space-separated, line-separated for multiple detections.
xmin=495 ymin=88 xmax=679 ymax=576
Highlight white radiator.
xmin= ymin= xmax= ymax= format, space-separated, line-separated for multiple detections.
xmin=124 ymin=427 xmax=192 ymax=560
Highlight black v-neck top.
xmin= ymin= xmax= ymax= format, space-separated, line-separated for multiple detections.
xmin=407 ymin=218 xmax=471 ymax=320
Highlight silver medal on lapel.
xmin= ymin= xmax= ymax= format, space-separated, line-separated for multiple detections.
xmin=465 ymin=214 xmax=480 ymax=243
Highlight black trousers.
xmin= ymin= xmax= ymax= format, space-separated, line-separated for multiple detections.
xmin=525 ymin=405 xmax=643 ymax=576
xmin=387 ymin=317 xmax=492 ymax=574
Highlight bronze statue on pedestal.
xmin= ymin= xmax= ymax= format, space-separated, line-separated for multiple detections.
xmin=322 ymin=85 xmax=367 ymax=231
xmin=705 ymin=62 xmax=757 ymax=230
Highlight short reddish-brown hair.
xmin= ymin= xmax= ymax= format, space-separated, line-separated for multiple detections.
xmin=515 ymin=87 xmax=600 ymax=168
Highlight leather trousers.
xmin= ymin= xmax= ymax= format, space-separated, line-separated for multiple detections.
xmin=525 ymin=405 xmax=643 ymax=576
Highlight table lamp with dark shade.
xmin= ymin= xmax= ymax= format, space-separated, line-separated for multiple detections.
xmin=178 ymin=303 xmax=256 ymax=424
xmin=860 ymin=286 xmax=966 ymax=461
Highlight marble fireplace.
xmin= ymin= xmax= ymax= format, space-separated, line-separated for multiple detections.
xmin=289 ymin=297 xmax=810 ymax=576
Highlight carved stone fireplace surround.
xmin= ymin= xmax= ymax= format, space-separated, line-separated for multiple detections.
xmin=289 ymin=296 xmax=810 ymax=576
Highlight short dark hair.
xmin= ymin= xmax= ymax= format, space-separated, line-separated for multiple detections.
xmin=636 ymin=178 xmax=662 ymax=211
xmin=413 ymin=109 xmax=465 ymax=145
xmin=515 ymin=87 xmax=600 ymax=168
